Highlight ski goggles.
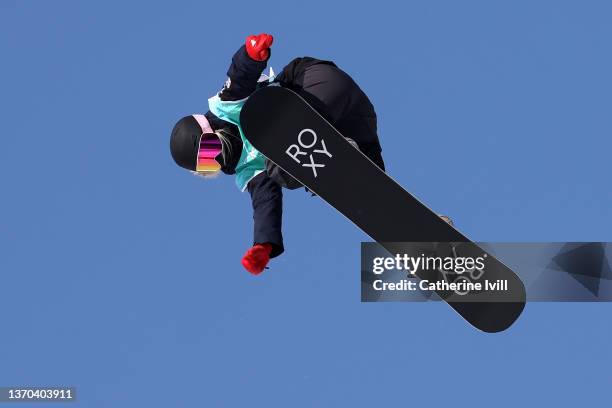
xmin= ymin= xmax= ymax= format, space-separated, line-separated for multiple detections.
xmin=193 ymin=114 xmax=222 ymax=174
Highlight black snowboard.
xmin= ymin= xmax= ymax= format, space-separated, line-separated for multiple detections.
xmin=241 ymin=86 xmax=526 ymax=332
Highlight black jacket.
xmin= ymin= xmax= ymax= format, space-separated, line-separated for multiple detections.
xmin=208 ymin=45 xmax=384 ymax=258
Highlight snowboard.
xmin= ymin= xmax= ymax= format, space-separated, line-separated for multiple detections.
xmin=240 ymin=86 xmax=526 ymax=333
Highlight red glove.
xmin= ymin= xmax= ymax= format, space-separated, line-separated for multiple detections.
xmin=241 ymin=243 xmax=273 ymax=275
xmin=245 ymin=33 xmax=274 ymax=61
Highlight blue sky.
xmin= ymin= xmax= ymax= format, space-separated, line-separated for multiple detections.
xmin=0 ymin=1 xmax=610 ymax=406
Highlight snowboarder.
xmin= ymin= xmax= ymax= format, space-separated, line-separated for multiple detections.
xmin=170 ymin=33 xmax=386 ymax=275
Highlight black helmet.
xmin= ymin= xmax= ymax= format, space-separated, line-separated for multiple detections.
xmin=170 ymin=113 xmax=242 ymax=174
xmin=170 ymin=115 xmax=204 ymax=171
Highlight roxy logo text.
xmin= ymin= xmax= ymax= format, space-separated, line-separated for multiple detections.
xmin=285 ymin=128 xmax=332 ymax=177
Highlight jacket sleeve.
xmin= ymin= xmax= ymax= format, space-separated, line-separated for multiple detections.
xmin=247 ymin=172 xmax=284 ymax=258
xmin=218 ymin=45 xmax=269 ymax=101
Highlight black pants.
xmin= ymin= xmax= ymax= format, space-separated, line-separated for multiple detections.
xmin=248 ymin=61 xmax=385 ymax=257
xmin=293 ymin=62 xmax=385 ymax=170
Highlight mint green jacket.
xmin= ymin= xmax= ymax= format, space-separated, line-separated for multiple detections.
xmin=208 ymin=94 xmax=267 ymax=191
